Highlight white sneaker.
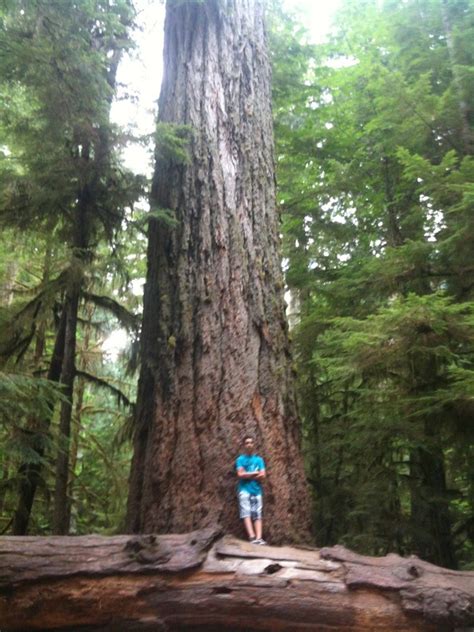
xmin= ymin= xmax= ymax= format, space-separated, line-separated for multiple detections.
xmin=255 ymin=538 xmax=267 ymax=545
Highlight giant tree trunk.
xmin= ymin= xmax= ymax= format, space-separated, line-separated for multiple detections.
xmin=1 ymin=529 xmax=473 ymax=631
xmin=127 ymin=0 xmax=311 ymax=543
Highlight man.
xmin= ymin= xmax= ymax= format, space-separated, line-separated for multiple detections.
xmin=235 ymin=435 xmax=266 ymax=545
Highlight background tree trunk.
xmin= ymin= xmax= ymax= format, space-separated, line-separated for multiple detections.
xmin=12 ymin=306 xmax=67 ymax=535
xmin=52 ymin=285 xmax=80 ymax=535
xmin=1 ymin=530 xmax=473 ymax=631
xmin=10 ymin=240 xmax=53 ymax=535
xmin=127 ymin=0 xmax=311 ymax=543
xmin=65 ymin=304 xmax=93 ymax=531
xmin=441 ymin=0 xmax=473 ymax=156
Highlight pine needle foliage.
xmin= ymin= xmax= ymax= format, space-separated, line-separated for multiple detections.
xmin=272 ymin=0 xmax=474 ymax=568
xmin=0 ymin=0 xmax=144 ymax=535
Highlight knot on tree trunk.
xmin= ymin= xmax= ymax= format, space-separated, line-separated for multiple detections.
xmin=124 ymin=535 xmax=170 ymax=565
xmin=124 ymin=525 xmax=223 ymax=571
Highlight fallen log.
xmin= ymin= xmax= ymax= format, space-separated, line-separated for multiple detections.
xmin=0 ymin=527 xmax=473 ymax=631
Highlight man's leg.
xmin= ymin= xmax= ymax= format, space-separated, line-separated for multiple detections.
xmin=254 ymin=518 xmax=262 ymax=540
xmin=239 ymin=492 xmax=256 ymax=540
xmin=251 ymin=495 xmax=264 ymax=541
xmin=243 ymin=517 xmax=256 ymax=540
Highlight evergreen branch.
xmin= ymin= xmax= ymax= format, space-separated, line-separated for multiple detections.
xmin=0 ymin=372 xmax=64 ymax=422
xmin=81 ymin=292 xmax=138 ymax=332
xmin=10 ymin=268 xmax=69 ymax=322
xmin=0 ymin=269 xmax=70 ymax=362
xmin=13 ymin=329 xmax=36 ymax=366
xmin=0 ymin=518 xmax=13 ymax=536
xmin=75 ymin=370 xmax=133 ymax=408
xmin=69 ymin=418 xmax=131 ymax=520
xmin=154 ymin=122 xmax=193 ymax=165
xmin=76 ymin=317 xmax=107 ymax=330
xmin=112 ymin=414 xmax=135 ymax=448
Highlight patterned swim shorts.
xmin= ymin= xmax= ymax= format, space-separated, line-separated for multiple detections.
xmin=238 ymin=491 xmax=263 ymax=520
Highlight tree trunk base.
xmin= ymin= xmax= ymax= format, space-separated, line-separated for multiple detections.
xmin=1 ymin=527 xmax=473 ymax=631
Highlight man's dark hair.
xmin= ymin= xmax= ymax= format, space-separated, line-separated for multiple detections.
xmin=243 ymin=435 xmax=255 ymax=443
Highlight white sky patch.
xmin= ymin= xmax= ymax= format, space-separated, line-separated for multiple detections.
xmin=321 ymin=90 xmax=334 ymax=104
xmin=331 ymin=213 xmax=346 ymax=224
xmin=370 ymin=239 xmax=384 ymax=254
xmin=102 ymin=328 xmax=129 ymax=361
xmin=337 ymin=253 xmax=351 ymax=262
xmin=327 ymin=55 xmax=359 ymax=69
xmin=284 ymin=0 xmax=342 ymax=44
xmin=131 ymin=278 xmax=146 ymax=297
xmin=111 ymin=1 xmax=166 ymax=176
xmin=423 ymin=202 xmax=446 ymax=242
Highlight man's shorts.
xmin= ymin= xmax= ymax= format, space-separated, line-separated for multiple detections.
xmin=238 ymin=491 xmax=263 ymax=520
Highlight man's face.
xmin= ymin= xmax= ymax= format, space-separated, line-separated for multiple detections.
xmin=243 ymin=438 xmax=255 ymax=454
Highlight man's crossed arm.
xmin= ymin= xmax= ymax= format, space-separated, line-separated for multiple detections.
xmin=237 ymin=467 xmax=266 ymax=480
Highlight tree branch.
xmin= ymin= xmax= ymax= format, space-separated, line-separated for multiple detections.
xmin=75 ymin=370 xmax=133 ymax=408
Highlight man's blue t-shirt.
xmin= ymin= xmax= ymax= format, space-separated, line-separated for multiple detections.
xmin=235 ymin=454 xmax=265 ymax=495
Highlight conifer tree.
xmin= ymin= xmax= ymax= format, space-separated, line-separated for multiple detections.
xmin=127 ymin=0 xmax=311 ymax=543
xmin=273 ymin=0 xmax=474 ymax=567
xmin=0 ymin=0 xmax=141 ymax=534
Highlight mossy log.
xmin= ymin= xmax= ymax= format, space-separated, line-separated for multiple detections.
xmin=0 ymin=527 xmax=473 ymax=631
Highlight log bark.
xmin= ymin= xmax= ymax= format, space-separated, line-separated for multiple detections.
xmin=127 ymin=0 xmax=311 ymax=544
xmin=1 ymin=529 xmax=473 ymax=631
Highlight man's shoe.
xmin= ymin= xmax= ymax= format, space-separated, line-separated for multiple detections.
xmin=249 ymin=538 xmax=259 ymax=544
xmin=255 ymin=538 xmax=267 ymax=545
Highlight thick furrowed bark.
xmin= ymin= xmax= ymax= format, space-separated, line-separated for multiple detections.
xmin=0 ymin=529 xmax=473 ymax=631
xmin=128 ymin=0 xmax=311 ymax=544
